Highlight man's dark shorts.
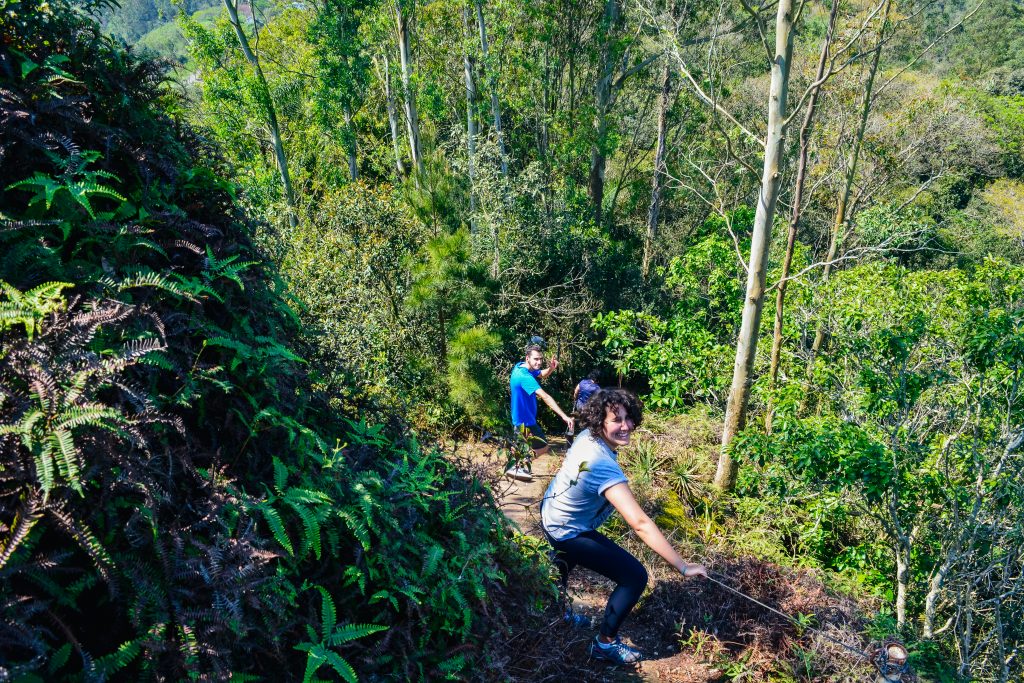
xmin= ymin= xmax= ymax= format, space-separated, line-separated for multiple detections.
xmin=517 ymin=423 xmax=548 ymax=452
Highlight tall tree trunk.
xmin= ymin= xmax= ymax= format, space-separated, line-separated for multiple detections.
xmin=643 ymin=57 xmax=671 ymax=278
xmin=764 ymin=0 xmax=838 ymax=433
xmin=896 ymin=536 xmax=912 ymax=629
xmin=223 ymin=0 xmax=297 ymax=228
xmin=395 ymin=0 xmax=423 ymax=177
xmin=463 ymin=7 xmax=478 ymax=232
xmin=343 ymin=104 xmax=357 ymax=181
xmin=475 ymin=1 xmax=507 ymax=176
xmin=804 ymin=0 xmax=889 ymax=391
xmin=715 ymin=0 xmax=796 ymax=490
xmin=381 ymin=53 xmax=406 ymax=176
xmin=589 ymin=0 xmax=620 ymax=227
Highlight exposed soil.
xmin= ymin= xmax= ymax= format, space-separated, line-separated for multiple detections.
xmin=460 ymin=429 xmax=901 ymax=682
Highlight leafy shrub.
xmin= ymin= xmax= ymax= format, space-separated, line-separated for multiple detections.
xmin=593 ymin=228 xmax=744 ymax=409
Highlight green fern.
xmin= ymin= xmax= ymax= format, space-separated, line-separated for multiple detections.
xmin=0 ymin=280 xmax=72 ymax=339
xmin=256 ymin=503 xmax=293 ymax=555
xmin=91 ymin=636 xmax=144 ymax=676
xmin=295 ymin=587 xmax=387 ymax=683
xmin=203 ymin=245 xmax=259 ymax=291
xmin=7 ymin=171 xmax=126 ymax=219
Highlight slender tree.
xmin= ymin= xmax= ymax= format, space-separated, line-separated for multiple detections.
xmin=378 ymin=53 xmax=407 ymax=176
xmin=463 ymin=5 xmax=478 ymax=229
xmin=804 ymin=0 xmax=892 ymax=392
xmin=764 ymin=0 xmax=839 ymax=433
xmin=474 ymin=0 xmax=507 ymax=176
xmin=643 ymin=56 xmax=672 ymax=277
xmin=590 ymin=0 xmax=659 ymax=226
xmin=715 ymin=0 xmax=799 ymax=489
xmin=222 ymin=0 xmax=298 ymax=227
xmin=395 ymin=0 xmax=424 ymax=176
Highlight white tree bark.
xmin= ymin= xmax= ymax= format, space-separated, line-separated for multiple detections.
xmin=395 ymin=0 xmax=423 ymax=176
xmin=715 ymin=0 xmax=797 ymax=489
xmin=380 ymin=53 xmax=406 ymax=176
xmin=475 ymin=1 xmax=507 ymax=176
xmin=463 ymin=7 xmax=478 ymax=231
xmin=223 ymin=0 xmax=297 ymax=227
xmin=643 ymin=57 xmax=671 ymax=277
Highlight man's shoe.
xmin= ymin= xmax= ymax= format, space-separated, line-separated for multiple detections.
xmin=589 ymin=636 xmax=642 ymax=664
xmin=505 ymin=466 xmax=534 ymax=482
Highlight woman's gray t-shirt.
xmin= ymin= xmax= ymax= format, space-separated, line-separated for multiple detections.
xmin=540 ymin=429 xmax=629 ymax=541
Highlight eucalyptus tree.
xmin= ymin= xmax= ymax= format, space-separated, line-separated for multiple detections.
xmin=308 ymin=0 xmax=373 ymax=182
xmin=394 ymin=0 xmax=424 ymax=175
xmin=222 ymin=0 xmax=298 ymax=226
xmin=764 ymin=0 xmax=840 ymax=433
xmin=473 ymin=0 xmax=508 ymax=176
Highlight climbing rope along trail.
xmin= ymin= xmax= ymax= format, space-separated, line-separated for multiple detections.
xmin=703 ymin=571 xmax=909 ymax=680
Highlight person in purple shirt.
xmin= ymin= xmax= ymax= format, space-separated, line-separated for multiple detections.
xmin=573 ymin=369 xmax=602 ymax=413
xmin=507 ymin=337 xmax=574 ymax=482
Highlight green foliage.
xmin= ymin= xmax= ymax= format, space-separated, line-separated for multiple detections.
xmin=733 ymin=259 xmax=1024 ymax=677
xmin=593 ymin=225 xmax=745 ymax=408
xmin=0 ymin=4 xmax=546 ymax=680
xmin=408 ymin=228 xmax=504 ymax=428
xmin=296 ymin=587 xmax=386 ymax=683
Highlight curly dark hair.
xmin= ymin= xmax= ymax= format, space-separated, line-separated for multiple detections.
xmin=578 ymin=388 xmax=643 ymax=434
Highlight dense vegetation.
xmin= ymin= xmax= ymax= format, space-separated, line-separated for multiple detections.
xmin=0 ymin=2 xmax=547 ymax=679
xmin=2 ymin=0 xmax=1023 ymax=678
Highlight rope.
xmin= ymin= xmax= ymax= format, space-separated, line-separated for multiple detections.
xmin=702 ymin=572 xmax=877 ymax=663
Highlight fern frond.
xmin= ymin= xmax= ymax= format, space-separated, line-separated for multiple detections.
xmin=272 ymin=456 xmax=288 ymax=492
xmin=258 ymin=504 xmax=293 ymax=555
xmin=316 ymin=586 xmax=336 ymax=638
xmin=422 ymin=545 xmax=443 ymax=579
xmin=326 ymin=623 xmax=387 ymax=646
xmin=92 ymin=636 xmax=143 ymax=676
xmin=51 ymin=428 xmax=82 ymax=492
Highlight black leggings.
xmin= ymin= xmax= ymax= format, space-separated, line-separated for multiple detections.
xmin=547 ymin=529 xmax=648 ymax=638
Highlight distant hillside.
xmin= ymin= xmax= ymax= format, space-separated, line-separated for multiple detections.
xmin=136 ymin=5 xmax=220 ymax=63
xmin=101 ymin=0 xmax=218 ymax=42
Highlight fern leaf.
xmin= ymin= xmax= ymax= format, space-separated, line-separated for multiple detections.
xmin=326 ymin=623 xmax=387 ymax=646
xmin=422 ymin=545 xmax=443 ymax=578
xmin=259 ymin=504 xmax=293 ymax=555
xmin=296 ymin=643 xmax=323 ymax=683
xmin=321 ymin=649 xmax=358 ymax=683
xmin=289 ymin=502 xmax=321 ymax=560
xmin=55 ymin=406 xmax=119 ymax=431
xmin=272 ymin=456 xmax=288 ymax=492
xmin=34 ymin=439 xmax=56 ymax=495
xmin=51 ymin=429 xmax=82 ymax=492
xmin=336 ymin=510 xmax=370 ymax=551
xmin=92 ymin=637 xmax=143 ymax=676
xmin=317 ymin=586 xmax=336 ymax=639
xmin=283 ymin=487 xmax=332 ymax=506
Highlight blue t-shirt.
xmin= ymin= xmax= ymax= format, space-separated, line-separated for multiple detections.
xmin=540 ymin=429 xmax=629 ymax=541
xmin=510 ymin=362 xmax=542 ymax=427
xmin=574 ymin=378 xmax=600 ymax=412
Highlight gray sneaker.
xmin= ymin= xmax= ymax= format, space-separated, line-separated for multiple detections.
xmin=505 ymin=466 xmax=534 ymax=482
xmin=589 ymin=636 xmax=642 ymax=664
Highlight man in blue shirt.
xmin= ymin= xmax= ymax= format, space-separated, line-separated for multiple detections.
xmin=507 ymin=337 xmax=574 ymax=482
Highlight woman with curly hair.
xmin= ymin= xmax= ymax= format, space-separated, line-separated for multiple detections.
xmin=540 ymin=388 xmax=707 ymax=664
